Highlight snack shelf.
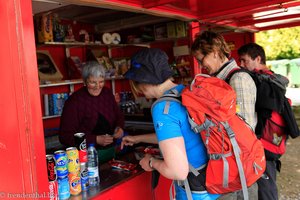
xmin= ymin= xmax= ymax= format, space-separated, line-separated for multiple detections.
xmin=39 ymin=41 xmax=150 ymax=48
xmin=39 ymin=79 xmax=83 ymax=88
xmin=42 ymin=115 xmax=61 ymax=120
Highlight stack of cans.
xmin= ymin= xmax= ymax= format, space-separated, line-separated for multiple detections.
xmin=54 ymin=150 xmax=70 ymax=199
xmin=74 ymin=132 xmax=89 ymax=191
xmin=47 ymin=132 xmax=89 ymax=198
xmin=66 ymin=147 xmax=82 ymax=195
xmin=46 ymin=154 xmax=58 ymax=200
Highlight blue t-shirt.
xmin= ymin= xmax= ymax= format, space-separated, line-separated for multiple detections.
xmin=152 ymin=84 xmax=220 ymax=200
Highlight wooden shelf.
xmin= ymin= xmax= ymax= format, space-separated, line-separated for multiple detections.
xmin=42 ymin=115 xmax=60 ymax=119
xmin=38 ymin=42 xmax=150 ymax=48
xmin=105 ymin=76 xmax=125 ymax=81
xmin=39 ymin=79 xmax=83 ymax=88
xmin=39 ymin=77 xmax=125 ymax=88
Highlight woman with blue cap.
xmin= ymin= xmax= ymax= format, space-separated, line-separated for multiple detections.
xmin=122 ymin=48 xmax=220 ymax=200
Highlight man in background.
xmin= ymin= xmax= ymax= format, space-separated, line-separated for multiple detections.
xmin=238 ymin=43 xmax=286 ymax=200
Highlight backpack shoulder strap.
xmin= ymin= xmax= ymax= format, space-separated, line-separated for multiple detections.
xmin=226 ymin=68 xmax=287 ymax=91
xmin=151 ymin=88 xmax=182 ymax=115
xmin=265 ymin=73 xmax=287 ymax=91
xmin=225 ymin=68 xmax=251 ymax=84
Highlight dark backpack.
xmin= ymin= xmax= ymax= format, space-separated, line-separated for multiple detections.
xmin=226 ymin=68 xmax=300 ymax=161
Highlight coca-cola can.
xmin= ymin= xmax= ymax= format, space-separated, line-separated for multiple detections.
xmin=48 ymin=180 xmax=59 ymax=200
xmin=74 ymin=132 xmax=87 ymax=163
xmin=46 ymin=154 xmax=57 ymax=181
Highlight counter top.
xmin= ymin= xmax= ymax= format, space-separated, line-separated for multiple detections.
xmin=69 ymin=152 xmax=144 ymax=200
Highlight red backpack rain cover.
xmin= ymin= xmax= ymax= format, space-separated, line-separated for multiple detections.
xmin=181 ymin=75 xmax=266 ymax=195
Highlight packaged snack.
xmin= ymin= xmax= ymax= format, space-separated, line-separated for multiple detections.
xmin=109 ymin=160 xmax=137 ymax=171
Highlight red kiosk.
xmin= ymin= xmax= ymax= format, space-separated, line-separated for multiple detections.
xmin=1 ymin=0 xmax=299 ymax=199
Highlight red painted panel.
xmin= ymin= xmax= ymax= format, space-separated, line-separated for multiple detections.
xmin=0 ymin=0 xmax=49 ymax=198
xmin=143 ymin=0 xmax=186 ymax=8
xmin=223 ymin=32 xmax=254 ymax=62
xmin=190 ymin=22 xmax=201 ymax=75
xmin=111 ymin=46 xmax=147 ymax=58
xmin=114 ymin=79 xmax=131 ymax=94
xmin=151 ymin=40 xmax=175 ymax=61
xmin=93 ymin=172 xmax=172 ymax=200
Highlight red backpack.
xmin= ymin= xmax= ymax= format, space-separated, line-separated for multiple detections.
xmin=180 ymin=75 xmax=266 ymax=198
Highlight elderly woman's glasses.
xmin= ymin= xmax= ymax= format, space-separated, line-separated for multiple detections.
xmin=86 ymin=80 xmax=104 ymax=87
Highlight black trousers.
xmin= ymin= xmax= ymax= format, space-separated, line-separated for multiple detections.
xmin=257 ymin=160 xmax=278 ymax=200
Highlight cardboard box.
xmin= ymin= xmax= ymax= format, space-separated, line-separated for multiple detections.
xmin=167 ymin=22 xmax=176 ymax=38
xmin=173 ymin=45 xmax=190 ymax=57
xmin=35 ymin=14 xmax=53 ymax=43
xmin=36 ymin=50 xmax=63 ymax=81
xmin=175 ymin=21 xmax=186 ymax=38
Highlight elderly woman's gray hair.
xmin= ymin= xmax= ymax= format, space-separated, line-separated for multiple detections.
xmin=82 ymin=61 xmax=106 ymax=83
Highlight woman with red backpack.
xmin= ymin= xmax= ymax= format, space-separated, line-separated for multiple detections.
xmin=191 ymin=31 xmax=259 ymax=200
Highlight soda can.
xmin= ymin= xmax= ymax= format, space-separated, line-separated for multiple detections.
xmin=80 ymin=162 xmax=89 ymax=191
xmin=57 ymin=177 xmax=70 ymax=200
xmin=74 ymin=132 xmax=87 ymax=163
xmin=48 ymin=180 xmax=58 ymax=200
xmin=46 ymin=154 xmax=57 ymax=181
xmin=54 ymin=150 xmax=68 ymax=178
xmin=68 ymin=171 xmax=82 ymax=195
xmin=66 ymin=147 xmax=80 ymax=173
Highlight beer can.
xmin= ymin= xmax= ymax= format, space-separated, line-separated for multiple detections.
xmin=46 ymin=154 xmax=57 ymax=181
xmin=57 ymin=177 xmax=70 ymax=200
xmin=74 ymin=132 xmax=87 ymax=163
xmin=80 ymin=162 xmax=89 ymax=191
xmin=66 ymin=147 xmax=80 ymax=173
xmin=48 ymin=180 xmax=58 ymax=200
xmin=68 ymin=171 xmax=82 ymax=195
xmin=54 ymin=150 xmax=68 ymax=178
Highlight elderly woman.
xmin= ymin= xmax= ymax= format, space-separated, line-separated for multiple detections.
xmin=59 ymin=61 xmax=124 ymax=163
xmin=191 ymin=31 xmax=258 ymax=199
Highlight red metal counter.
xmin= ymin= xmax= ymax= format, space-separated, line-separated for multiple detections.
xmin=69 ymin=152 xmax=172 ymax=200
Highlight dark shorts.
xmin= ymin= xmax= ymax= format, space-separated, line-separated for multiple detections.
xmin=257 ymin=160 xmax=278 ymax=200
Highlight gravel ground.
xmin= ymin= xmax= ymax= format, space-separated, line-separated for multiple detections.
xmin=277 ymin=106 xmax=300 ymax=200
xmin=278 ymin=137 xmax=300 ymax=200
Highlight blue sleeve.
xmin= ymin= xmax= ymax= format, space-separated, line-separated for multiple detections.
xmin=152 ymin=100 xmax=186 ymax=142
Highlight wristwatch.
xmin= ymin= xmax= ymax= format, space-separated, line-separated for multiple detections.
xmin=149 ymin=157 xmax=155 ymax=169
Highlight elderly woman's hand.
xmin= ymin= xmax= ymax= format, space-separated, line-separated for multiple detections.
xmin=96 ymin=135 xmax=114 ymax=146
xmin=113 ymin=127 xmax=124 ymax=139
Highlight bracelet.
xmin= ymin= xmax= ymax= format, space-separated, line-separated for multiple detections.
xmin=149 ymin=157 xmax=155 ymax=169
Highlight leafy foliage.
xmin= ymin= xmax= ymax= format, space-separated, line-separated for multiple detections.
xmin=255 ymin=26 xmax=300 ymax=60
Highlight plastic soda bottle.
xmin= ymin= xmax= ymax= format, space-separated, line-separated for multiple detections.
xmin=87 ymin=143 xmax=100 ymax=186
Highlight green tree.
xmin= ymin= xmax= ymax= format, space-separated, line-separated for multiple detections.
xmin=255 ymin=26 xmax=300 ymax=60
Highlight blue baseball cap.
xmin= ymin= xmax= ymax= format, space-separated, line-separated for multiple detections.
xmin=124 ymin=48 xmax=174 ymax=84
